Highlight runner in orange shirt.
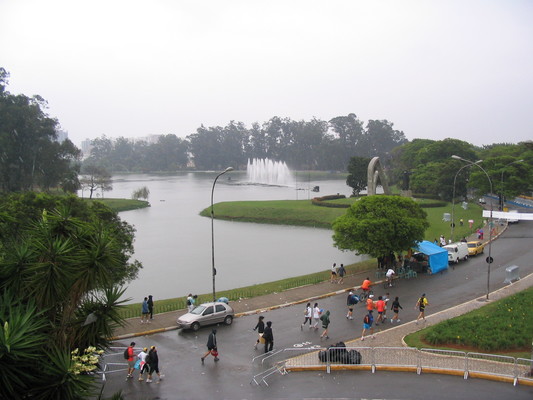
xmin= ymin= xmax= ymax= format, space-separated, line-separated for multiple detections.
xmin=366 ymin=295 xmax=375 ymax=312
xmin=375 ymin=295 xmax=386 ymax=325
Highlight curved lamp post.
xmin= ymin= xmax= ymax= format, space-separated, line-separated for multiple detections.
xmin=211 ymin=167 xmax=233 ymax=302
xmin=451 ymin=155 xmax=494 ymax=300
xmin=450 ymin=160 xmax=482 ymax=242
xmin=500 ymin=159 xmax=524 ymax=210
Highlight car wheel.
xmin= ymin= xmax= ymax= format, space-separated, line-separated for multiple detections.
xmin=224 ymin=315 xmax=233 ymax=325
xmin=464 ymin=255 xmax=468 ymax=261
xmin=191 ymin=322 xmax=200 ymax=332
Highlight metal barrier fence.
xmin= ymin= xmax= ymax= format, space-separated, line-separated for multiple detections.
xmin=254 ymin=345 xmax=533 ymax=387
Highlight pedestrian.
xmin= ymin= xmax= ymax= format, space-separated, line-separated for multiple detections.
xmin=382 ymin=292 xmax=390 ymax=321
xmin=125 ymin=341 xmax=136 ymax=380
xmin=337 ymin=263 xmax=346 ymax=284
xmin=346 ymin=291 xmax=358 ymax=319
xmin=366 ymin=294 xmax=375 ymax=312
xmin=330 ymin=262 xmax=337 ymax=283
xmin=201 ymin=329 xmax=219 ymax=363
xmin=415 ymin=293 xmax=429 ymax=324
xmin=361 ymin=310 xmax=375 ymax=341
xmin=137 ymin=347 xmax=149 ymax=381
xmin=262 ymin=321 xmax=274 ymax=353
xmin=459 ymin=218 xmax=464 ymax=226
xmin=253 ymin=315 xmax=265 ymax=349
xmin=146 ymin=346 xmax=164 ymax=383
xmin=375 ymin=295 xmax=386 ymax=325
xmin=439 ymin=235 xmax=446 ymax=247
xmin=385 ymin=268 xmax=395 ymax=287
xmin=312 ymin=303 xmax=321 ymax=330
xmin=319 ymin=310 xmax=330 ymax=340
xmin=390 ymin=296 xmax=403 ymax=323
xmin=301 ymin=302 xmax=312 ymax=330
xmin=186 ymin=293 xmax=194 ymax=312
xmin=141 ymin=297 xmax=150 ymax=324
xmin=147 ymin=295 xmax=154 ymax=320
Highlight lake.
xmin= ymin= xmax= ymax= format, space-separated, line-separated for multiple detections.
xmin=95 ymin=172 xmax=364 ymax=303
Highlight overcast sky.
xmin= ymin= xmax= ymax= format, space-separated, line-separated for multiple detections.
xmin=1 ymin=0 xmax=532 ymax=148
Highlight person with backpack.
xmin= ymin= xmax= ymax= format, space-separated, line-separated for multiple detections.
xmin=186 ymin=293 xmax=194 ymax=312
xmin=146 ymin=346 xmax=164 ymax=383
xmin=361 ymin=310 xmax=375 ymax=341
xmin=201 ymin=329 xmax=219 ymax=363
xmin=124 ymin=342 xmax=136 ymax=380
xmin=300 ymin=302 xmax=312 ymax=330
xmin=319 ymin=310 xmax=330 ymax=340
xmin=415 ymin=293 xmax=429 ymax=324
xmin=346 ymin=291 xmax=358 ymax=320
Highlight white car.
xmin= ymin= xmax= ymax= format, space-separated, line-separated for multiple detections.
xmin=176 ymin=302 xmax=234 ymax=331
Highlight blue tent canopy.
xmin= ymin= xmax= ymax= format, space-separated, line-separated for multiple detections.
xmin=414 ymin=240 xmax=448 ymax=274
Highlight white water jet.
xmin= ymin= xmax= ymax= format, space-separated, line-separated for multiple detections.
xmin=246 ymin=158 xmax=294 ymax=186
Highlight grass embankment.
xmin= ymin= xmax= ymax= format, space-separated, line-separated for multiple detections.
xmin=84 ymin=198 xmax=150 ymax=212
xmin=404 ymin=287 xmax=533 ymax=359
xmin=201 ymin=197 xmax=485 ymax=242
xmin=117 ymin=259 xmax=376 ymax=319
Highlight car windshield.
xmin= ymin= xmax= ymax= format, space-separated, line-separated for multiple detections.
xmin=190 ymin=305 xmax=206 ymax=315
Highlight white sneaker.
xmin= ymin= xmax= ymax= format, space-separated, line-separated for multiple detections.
xmin=146 ymin=379 xmax=152 ymax=383
xmin=361 ymin=336 xmax=364 ymax=341
xmin=159 ymin=375 xmax=164 ymax=380
xmin=390 ymin=319 xmax=393 ymax=323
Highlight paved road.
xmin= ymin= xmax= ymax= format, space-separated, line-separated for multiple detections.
xmin=100 ymin=221 xmax=533 ymax=399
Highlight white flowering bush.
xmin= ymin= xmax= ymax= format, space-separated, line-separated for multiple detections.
xmin=70 ymin=347 xmax=105 ymax=375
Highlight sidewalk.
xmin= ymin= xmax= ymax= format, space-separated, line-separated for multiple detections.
xmin=111 ymin=221 xmax=506 ymax=340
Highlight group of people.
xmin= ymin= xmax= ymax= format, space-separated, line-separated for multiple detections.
xmin=141 ymin=295 xmax=154 ymax=323
xmin=330 ymin=263 xmax=346 ymax=284
xmin=125 ymin=341 xmax=164 ymax=383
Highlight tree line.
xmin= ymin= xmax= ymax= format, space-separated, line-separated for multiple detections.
xmin=85 ymin=114 xmax=407 ymax=172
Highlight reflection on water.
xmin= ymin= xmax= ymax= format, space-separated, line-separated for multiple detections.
xmin=97 ymin=172 xmax=365 ymax=303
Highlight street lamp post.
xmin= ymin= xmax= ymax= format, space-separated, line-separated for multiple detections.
xmin=450 ymin=161 xmax=482 ymax=242
xmin=500 ymin=159 xmax=524 ymax=210
xmin=211 ymin=167 xmax=233 ymax=302
xmin=451 ymin=155 xmax=494 ymax=300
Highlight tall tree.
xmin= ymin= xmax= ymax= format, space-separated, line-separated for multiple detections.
xmin=80 ymin=165 xmax=112 ymax=199
xmin=0 ymin=69 xmax=80 ymax=192
xmin=332 ymin=195 xmax=429 ymax=258
xmin=346 ymin=156 xmax=371 ymax=195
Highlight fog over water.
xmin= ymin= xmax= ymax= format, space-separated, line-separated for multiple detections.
xmin=100 ymin=172 xmax=364 ymax=303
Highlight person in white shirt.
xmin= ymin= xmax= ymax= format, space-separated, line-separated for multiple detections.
xmin=386 ymin=268 xmax=395 ymax=287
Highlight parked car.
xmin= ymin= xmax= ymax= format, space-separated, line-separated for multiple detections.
xmin=467 ymin=241 xmax=485 ymax=256
xmin=176 ymin=301 xmax=234 ymax=331
xmin=444 ymin=242 xmax=469 ymax=263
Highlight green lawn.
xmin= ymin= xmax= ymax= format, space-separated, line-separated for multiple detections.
xmin=201 ymin=197 xmax=485 ymax=242
xmin=84 ymin=198 xmax=150 ymax=212
xmin=404 ymin=287 xmax=533 ymax=359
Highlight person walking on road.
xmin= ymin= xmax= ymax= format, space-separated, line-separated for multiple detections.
xmin=330 ymin=263 xmax=337 ymax=283
xmin=346 ymin=291 xmax=358 ymax=319
xmin=366 ymin=294 xmax=375 ymax=313
xmin=375 ymin=295 xmax=386 ymax=325
xmin=361 ymin=310 xmax=375 ymax=341
xmin=415 ymin=293 xmax=429 ymax=324
xmin=262 ymin=321 xmax=274 ymax=353
xmin=147 ymin=295 xmax=154 ymax=320
xmin=253 ymin=315 xmax=265 ymax=349
xmin=312 ymin=303 xmax=321 ymax=330
xmin=137 ymin=347 xmax=149 ymax=381
xmin=201 ymin=329 xmax=219 ymax=363
xmin=391 ymin=296 xmax=403 ymax=323
xmin=146 ymin=346 xmax=164 ymax=383
xmin=125 ymin=341 xmax=136 ymax=380
xmin=186 ymin=294 xmax=195 ymax=312
xmin=320 ymin=310 xmax=331 ymax=340
xmin=301 ymin=302 xmax=312 ymax=330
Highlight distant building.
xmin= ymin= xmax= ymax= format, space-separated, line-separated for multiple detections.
xmin=55 ymin=129 xmax=68 ymax=143
xmin=81 ymin=139 xmax=93 ymax=159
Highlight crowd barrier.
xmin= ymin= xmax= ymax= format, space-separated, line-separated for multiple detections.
xmin=252 ymin=345 xmax=533 ymax=387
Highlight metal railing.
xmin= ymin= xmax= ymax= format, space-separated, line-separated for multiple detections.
xmin=256 ymin=345 xmax=533 ymax=387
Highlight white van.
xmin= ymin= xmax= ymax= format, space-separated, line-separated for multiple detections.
xmin=444 ymin=242 xmax=469 ymax=264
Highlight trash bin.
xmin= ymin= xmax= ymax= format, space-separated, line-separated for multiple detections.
xmin=503 ymin=265 xmax=520 ymax=284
